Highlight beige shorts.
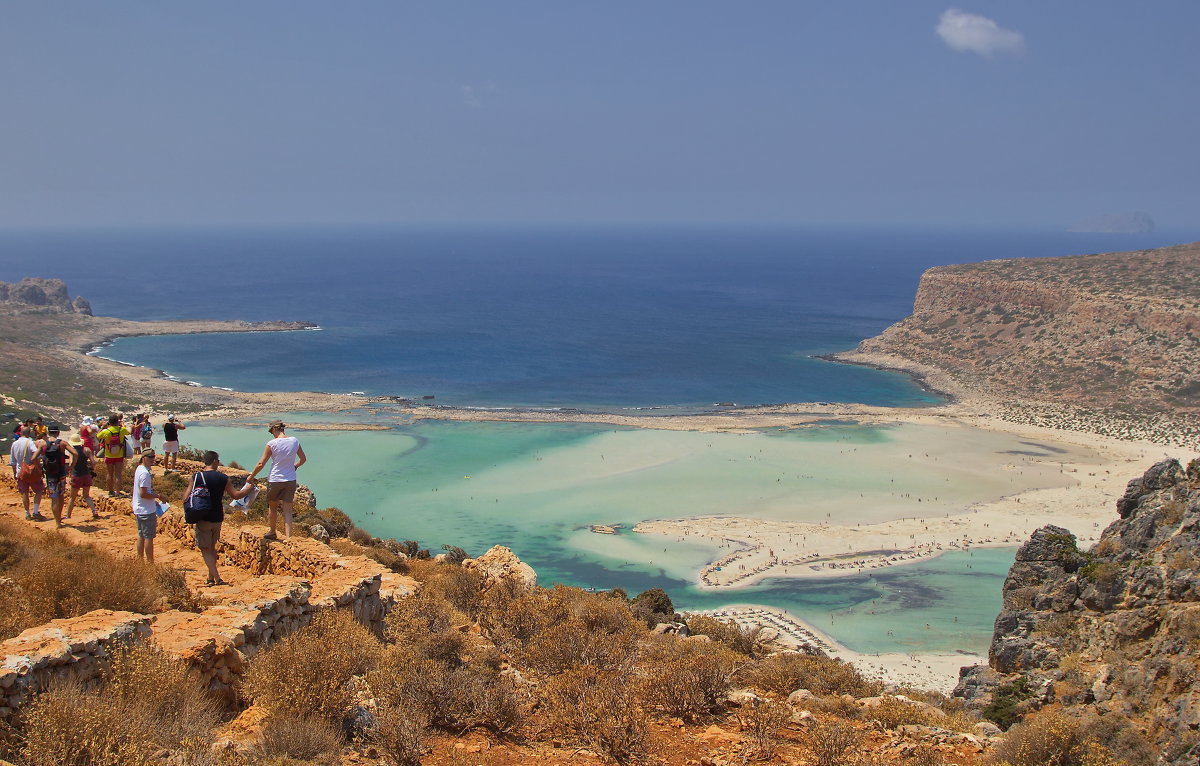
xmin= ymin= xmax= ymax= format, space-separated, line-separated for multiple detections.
xmin=266 ymin=480 xmax=297 ymax=503
xmin=194 ymin=520 xmax=222 ymax=549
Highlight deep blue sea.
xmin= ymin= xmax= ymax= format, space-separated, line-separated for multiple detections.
xmin=2 ymin=224 xmax=1193 ymax=655
xmin=3 ymin=224 xmax=1190 ymax=410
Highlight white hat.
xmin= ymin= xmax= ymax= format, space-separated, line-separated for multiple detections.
xmin=167 ymin=414 xmax=176 ymax=421
xmin=82 ymin=416 xmax=95 ymax=426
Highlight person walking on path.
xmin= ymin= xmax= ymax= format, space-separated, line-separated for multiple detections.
xmin=96 ymin=415 xmax=131 ymax=497
xmin=162 ymin=414 xmax=185 ymax=472
xmin=65 ymin=433 xmax=99 ymax=521
xmin=39 ymin=425 xmax=73 ymax=528
xmin=249 ymin=420 xmax=306 ymax=539
xmin=132 ymin=448 xmax=163 ymax=563
xmin=139 ymin=416 xmax=153 ymax=450
xmin=188 ymin=451 xmax=257 ymax=585
xmin=9 ymin=426 xmax=45 ymax=521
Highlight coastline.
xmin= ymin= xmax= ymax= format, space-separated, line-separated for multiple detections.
xmin=31 ymin=314 xmax=1194 ymax=691
xmin=688 ymin=604 xmax=981 ymax=694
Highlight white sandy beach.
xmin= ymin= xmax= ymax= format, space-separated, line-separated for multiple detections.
xmin=689 ymin=603 xmax=981 ymax=694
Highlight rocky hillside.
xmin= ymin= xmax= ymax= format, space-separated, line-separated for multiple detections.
xmin=954 ymin=458 xmax=1200 ymax=764
xmin=0 ymin=277 xmax=91 ymax=315
xmin=857 ymin=242 xmax=1200 ymax=414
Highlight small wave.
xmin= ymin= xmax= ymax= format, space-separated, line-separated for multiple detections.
xmin=211 ymin=386 xmax=233 ymax=391
xmin=185 ymin=381 xmax=203 ymax=387
xmin=117 ymin=361 xmax=137 ymax=367
xmin=304 ymin=325 xmax=323 ymax=331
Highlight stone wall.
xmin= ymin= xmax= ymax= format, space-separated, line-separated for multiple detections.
xmin=0 ymin=611 xmax=151 ymax=718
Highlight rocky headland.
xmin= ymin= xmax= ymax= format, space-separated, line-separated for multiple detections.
xmin=842 ymin=241 xmax=1200 ymax=448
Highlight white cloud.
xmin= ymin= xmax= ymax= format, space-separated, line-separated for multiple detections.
xmin=936 ymin=8 xmax=1025 ymax=57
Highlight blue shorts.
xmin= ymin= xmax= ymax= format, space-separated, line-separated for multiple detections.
xmin=135 ymin=514 xmax=158 ymax=540
xmin=45 ymin=477 xmax=66 ymax=499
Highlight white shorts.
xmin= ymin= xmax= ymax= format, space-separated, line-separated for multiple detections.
xmin=163 ymin=440 xmax=180 ymax=454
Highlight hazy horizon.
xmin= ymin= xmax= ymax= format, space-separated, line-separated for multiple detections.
xmin=2 ymin=2 xmax=1196 ymax=230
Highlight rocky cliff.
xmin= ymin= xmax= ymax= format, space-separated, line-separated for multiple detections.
xmin=954 ymin=458 xmax=1200 ymax=763
xmin=0 ymin=277 xmax=91 ymax=315
xmin=857 ymin=242 xmax=1200 ymax=415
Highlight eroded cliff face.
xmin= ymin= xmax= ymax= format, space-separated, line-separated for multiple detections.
xmin=955 ymin=459 xmax=1200 ymax=763
xmin=859 ymin=242 xmax=1200 ymax=412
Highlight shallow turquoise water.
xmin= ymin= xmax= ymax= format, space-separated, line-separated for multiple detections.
xmin=179 ymin=417 xmax=1099 ymax=654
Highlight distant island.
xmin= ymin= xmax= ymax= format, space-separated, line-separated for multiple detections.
xmin=1067 ymin=211 xmax=1155 ymax=233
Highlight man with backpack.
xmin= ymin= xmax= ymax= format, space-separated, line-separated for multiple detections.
xmin=96 ymin=414 xmax=131 ymax=497
xmin=8 ymin=425 xmax=45 ymax=521
xmin=186 ymin=451 xmax=257 ymax=586
xmin=39 ymin=424 xmax=74 ymax=528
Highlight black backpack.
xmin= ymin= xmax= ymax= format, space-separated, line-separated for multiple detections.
xmin=42 ymin=438 xmax=65 ymax=479
xmin=184 ymin=472 xmax=213 ymax=523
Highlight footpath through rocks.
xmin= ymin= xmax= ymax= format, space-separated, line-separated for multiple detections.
xmin=0 ymin=457 xmax=416 ymax=719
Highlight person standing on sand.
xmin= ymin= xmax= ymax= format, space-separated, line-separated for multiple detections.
xmin=9 ymin=426 xmax=45 ymax=521
xmin=65 ymin=433 xmax=99 ymax=521
xmin=39 ymin=425 xmax=73 ymax=528
xmin=96 ymin=415 xmax=131 ymax=497
xmin=249 ymin=420 xmax=306 ymax=539
xmin=162 ymin=414 xmax=185 ymax=472
xmin=189 ymin=451 xmax=257 ymax=585
xmin=132 ymin=448 xmax=163 ymax=563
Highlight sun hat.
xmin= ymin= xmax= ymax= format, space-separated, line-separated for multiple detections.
xmin=68 ymin=434 xmax=83 ymax=446
xmin=82 ymin=416 xmax=95 ymax=426
xmin=167 ymin=414 xmax=176 ymax=421
xmin=268 ymin=420 xmax=286 ymax=431
xmin=140 ymin=447 xmax=156 ymax=458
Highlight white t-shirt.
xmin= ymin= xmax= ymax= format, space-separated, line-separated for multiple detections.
xmin=266 ymin=436 xmax=301 ymax=482
xmin=132 ymin=464 xmax=156 ymax=516
xmin=9 ymin=436 xmax=35 ymax=473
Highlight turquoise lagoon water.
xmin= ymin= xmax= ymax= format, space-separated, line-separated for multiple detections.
xmin=183 ymin=416 xmax=1099 ymax=655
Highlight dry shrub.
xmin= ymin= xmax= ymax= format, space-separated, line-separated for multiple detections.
xmin=384 ymin=592 xmax=467 ymax=665
xmin=638 ymin=635 xmax=743 ymax=720
xmin=523 ymin=618 xmax=640 ymax=675
xmin=743 ymin=652 xmax=881 ymax=698
xmin=243 ymin=609 xmax=382 ymax=723
xmin=861 ymin=697 xmax=939 ymax=730
xmin=368 ymin=703 xmax=428 ymax=766
xmin=543 ymin=665 xmax=649 ymax=764
xmin=685 ymin=613 xmax=763 ymax=656
xmin=417 ymin=564 xmax=485 ymax=619
xmin=317 ymin=507 xmax=355 ymax=537
xmin=985 ymin=708 xmax=1140 ymax=766
xmin=258 ymin=712 xmax=344 ymax=764
xmin=806 ymin=718 xmax=864 ymax=766
xmin=0 ymin=576 xmax=34 ymax=641
xmin=905 ymin=745 xmax=946 ymax=766
xmin=348 ymin=526 xmax=374 ymax=545
xmin=367 ymin=646 xmax=523 ymax=735
xmin=737 ymin=697 xmax=791 ymax=761
xmin=19 ymin=642 xmax=221 ymax=766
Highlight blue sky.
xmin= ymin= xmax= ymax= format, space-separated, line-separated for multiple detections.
xmin=2 ymin=2 xmax=1196 ymax=228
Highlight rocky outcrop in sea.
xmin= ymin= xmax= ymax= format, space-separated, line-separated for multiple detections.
xmin=0 ymin=277 xmax=91 ymax=315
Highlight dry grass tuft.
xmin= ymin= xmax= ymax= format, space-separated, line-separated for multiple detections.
xmin=743 ymin=651 xmax=882 ymax=698
xmin=0 ymin=517 xmax=204 ymax=640
xmin=257 ymin=712 xmax=345 ymax=765
xmin=17 ymin=641 xmax=221 ymax=766
xmin=806 ymin=718 xmax=864 ymax=766
xmin=367 ymin=703 xmax=428 ymax=766
xmin=242 ymin=609 xmax=382 ymax=724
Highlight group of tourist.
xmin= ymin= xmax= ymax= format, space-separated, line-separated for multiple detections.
xmin=7 ymin=413 xmax=306 ymax=586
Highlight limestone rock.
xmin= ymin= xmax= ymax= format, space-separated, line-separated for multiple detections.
xmin=309 ymin=524 xmax=330 ymax=543
xmin=955 ymin=460 xmax=1200 ymax=761
xmin=462 ymin=545 xmax=537 ymax=591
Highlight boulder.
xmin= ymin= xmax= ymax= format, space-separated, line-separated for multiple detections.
xmin=462 ymin=545 xmax=537 ymax=591
xmin=308 ymin=525 xmax=330 ymax=544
